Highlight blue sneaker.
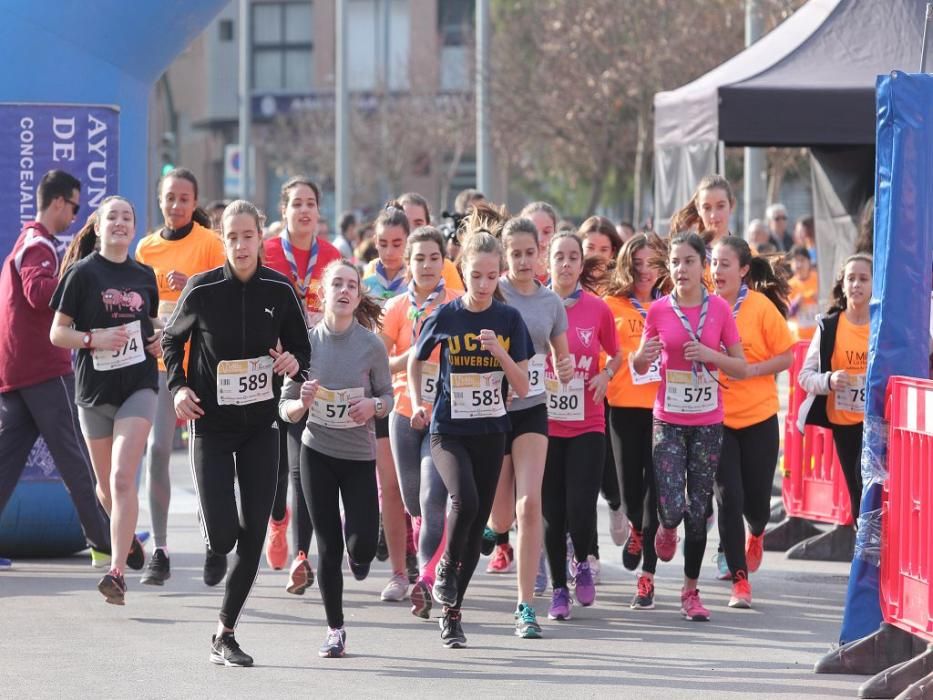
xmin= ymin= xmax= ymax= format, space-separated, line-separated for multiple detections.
xmin=481 ymin=526 xmax=497 ymax=556
xmin=534 ymin=551 xmax=548 ymax=596
xmin=515 ymin=602 xmax=543 ymax=639
xmin=715 ymin=550 xmax=731 ymax=581
xmin=0 ymin=557 xmax=11 ymax=569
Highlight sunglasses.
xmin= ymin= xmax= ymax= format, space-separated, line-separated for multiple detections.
xmin=63 ymin=197 xmax=81 ymax=216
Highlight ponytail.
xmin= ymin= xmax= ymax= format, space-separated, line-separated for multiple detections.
xmin=60 ymin=214 xmax=98 ymax=276
xmin=192 ymin=206 xmax=212 ymax=229
xmin=828 ymin=253 xmax=873 ymax=315
xmin=321 ymin=259 xmax=384 ymax=331
xmin=715 ymin=236 xmax=790 ymax=317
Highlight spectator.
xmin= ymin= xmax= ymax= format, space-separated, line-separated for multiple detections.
xmin=205 ymin=199 xmax=230 ymax=233
xmin=617 ymin=221 xmax=636 ymax=243
xmin=334 ymin=211 xmax=357 ymax=260
xmin=745 ymin=219 xmax=773 ymax=254
xmin=317 ymin=218 xmax=331 ymax=242
xmin=765 ymin=203 xmax=793 ymax=251
xmin=453 ymin=188 xmax=485 ymax=215
xmin=794 ymin=215 xmax=818 ymax=265
xmin=0 ymin=169 xmax=111 ymax=569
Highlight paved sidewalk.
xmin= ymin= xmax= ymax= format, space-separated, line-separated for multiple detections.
xmin=0 ymin=447 xmax=865 ymax=699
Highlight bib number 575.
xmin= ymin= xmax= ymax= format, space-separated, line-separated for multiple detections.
xmin=683 ymin=386 xmax=712 ymax=403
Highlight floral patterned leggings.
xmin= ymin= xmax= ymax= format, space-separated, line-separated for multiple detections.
xmin=652 ymin=419 xmax=723 ymax=579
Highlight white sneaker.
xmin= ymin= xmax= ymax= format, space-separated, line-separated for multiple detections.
xmin=587 ymin=555 xmax=601 ymax=585
xmin=380 ymin=572 xmax=409 ymax=602
xmin=609 ymin=508 xmax=630 ymax=546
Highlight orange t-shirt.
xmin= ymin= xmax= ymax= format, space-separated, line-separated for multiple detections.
xmin=381 ymin=287 xmax=463 ymax=417
xmin=604 ymin=295 xmax=659 ymax=409
xmin=827 ymin=312 xmax=870 ymax=426
xmin=788 ymin=273 xmax=819 ymax=341
xmin=720 ymin=289 xmax=795 ymax=429
xmin=135 ymin=222 xmax=226 ymax=371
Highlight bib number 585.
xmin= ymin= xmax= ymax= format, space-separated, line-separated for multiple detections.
xmin=471 ymin=388 xmax=500 ymax=407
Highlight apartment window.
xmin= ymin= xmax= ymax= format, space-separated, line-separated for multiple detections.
xmin=219 ymin=19 xmax=234 ymax=42
xmin=252 ymin=1 xmax=313 ymax=92
xmin=348 ymin=0 xmax=410 ymax=92
xmin=438 ymin=0 xmax=473 ymax=90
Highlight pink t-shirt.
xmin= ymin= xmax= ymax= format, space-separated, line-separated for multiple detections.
xmin=644 ymin=293 xmax=740 ymax=426
xmin=546 ymin=292 xmax=618 ymax=438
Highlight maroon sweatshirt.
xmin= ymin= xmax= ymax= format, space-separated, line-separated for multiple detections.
xmin=0 ymin=222 xmax=74 ymax=392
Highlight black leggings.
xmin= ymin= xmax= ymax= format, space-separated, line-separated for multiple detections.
xmin=270 ymin=418 xmax=313 ymax=553
xmin=300 ymin=445 xmax=378 ymax=629
xmin=543 ymin=431 xmax=605 ymax=589
xmin=832 ymin=423 xmax=864 ymax=522
xmin=430 ymin=433 xmax=506 ymax=608
xmin=609 ymin=407 xmax=659 ymax=574
xmin=190 ymin=423 xmax=279 ymax=629
xmin=715 ymin=415 xmax=779 ymax=577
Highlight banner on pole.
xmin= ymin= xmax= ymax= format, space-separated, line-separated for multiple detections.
xmin=0 ymin=103 xmax=119 ymax=256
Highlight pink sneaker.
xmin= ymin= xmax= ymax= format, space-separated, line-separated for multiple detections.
xmin=680 ymin=587 xmax=710 ymax=621
xmin=486 ymin=543 xmax=514 ymax=573
xmin=654 ymin=525 xmax=679 ymax=562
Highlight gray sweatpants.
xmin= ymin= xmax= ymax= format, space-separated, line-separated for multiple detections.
xmin=0 ymin=374 xmax=111 ymax=553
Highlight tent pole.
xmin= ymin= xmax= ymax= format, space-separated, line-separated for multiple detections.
xmin=743 ymin=0 xmax=766 ymax=234
xmin=920 ymin=2 xmax=933 ymax=72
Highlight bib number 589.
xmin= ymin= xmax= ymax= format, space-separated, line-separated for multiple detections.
xmin=238 ymin=373 xmax=268 ymax=393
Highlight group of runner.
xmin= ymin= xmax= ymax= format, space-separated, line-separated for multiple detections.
xmin=0 ymin=167 xmax=873 ymax=666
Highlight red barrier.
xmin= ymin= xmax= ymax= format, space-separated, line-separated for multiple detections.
xmin=881 ymin=376 xmax=933 ymax=643
xmin=781 ymin=341 xmax=855 ymax=526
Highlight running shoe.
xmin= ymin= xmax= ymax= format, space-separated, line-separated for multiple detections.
xmin=318 ymin=627 xmax=347 ymax=658
xmin=381 ymin=572 xmax=409 ymax=602
xmin=486 ymin=543 xmax=514 ymax=573
xmin=630 ymin=574 xmax=655 ymax=610
xmin=609 ymin=507 xmax=629 ymax=546
xmin=140 ymin=548 xmax=171 ymax=586
xmin=0 ymin=557 xmax=11 ymax=569
xmin=126 ymin=536 xmax=145 ymax=571
xmin=680 ymin=588 xmax=711 ymax=621
xmin=405 ymin=551 xmax=419 ymax=584
xmin=90 ymin=548 xmax=111 ymax=570
xmin=375 ymin=516 xmax=389 ymax=562
xmin=547 ymin=587 xmax=572 ymax=620
xmin=588 ymin=555 xmax=601 ymax=585
xmin=210 ymin=632 xmax=254 ymax=667
xmin=433 ymin=559 xmax=458 ymax=607
xmin=439 ymin=608 xmax=467 ymax=648
xmin=481 ymin=526 xmax=497 ymax=556
xmin=98 ymin=570 xmax=126 ymax=605
xmin=287 ymin=551 xmax=314 ymax=595
xmin=265 ymin=507 xmax=290 ymax=571
xmin=347 ymin=555 xmax=370 ymax=581
xmin=410 ymin=578 xmax=433 ymax=619
xmin=728 ymin=571 xmax=752 ymax=609
xmin=573 ymin=560 xmax=596 ymax=606
xmin=515 ymin=602 xmax=543 ymax=639
xmin=622 ymin=526 xmax=643 ymax=571
xmin=534 ymin=551 xmax=548 ymax=596
xmin=654 ymin=525 xmax=678 ymax=562
xmin=715 ymin=550 xmax=731 ymax=581
xmin=203 ymin=548 xmax=227 ymax=587
xmin=746 ymin=533 xmax=764 ymax=573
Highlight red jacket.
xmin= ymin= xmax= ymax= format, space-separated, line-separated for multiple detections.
xmin=0 ymin=222 xmax=74 ymax=392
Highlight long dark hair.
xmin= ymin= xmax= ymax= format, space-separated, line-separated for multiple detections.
xmin=60 ymin=196 xmax=136 ymax=275
xmin=159 ymin=167 xmax=212 ymax=228
xmin=828 ymin=253 xmax=873 ymax=315
xmin=321 ymin=259 xmax=383 ymax=331
xmin=670 ymin=174 xmax=736 ymax=244
xmin=714 ymin=237 xmax=790 ymax=317
xmin=605 ymin=232 xmax=671 ymax=298
xmin=548 ymin=231 xmax=602 ymax=294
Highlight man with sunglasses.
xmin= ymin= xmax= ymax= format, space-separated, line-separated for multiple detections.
xmin=0 ymin=169 xmax=112 ymax=570
xmin=765 ymin=202 xmax=793 ymax=252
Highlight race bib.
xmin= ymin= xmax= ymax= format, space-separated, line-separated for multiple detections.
xmin=92 ymin=320 xmax=145 ymax=371
xmin=309 ymin=386 xmax=365 ymax=429
xmin=527 ymin=353 xmax=547 ymax=397
xmin=157 ymin=300 xmax=177 ymax=323
xmin=421 ymin=361 xmax=440 ymax=405
xmin=450 ymin=371 xmax=505 ymax=420
xmin=216 ymin=355 xmax=274 ymax=406
xmin=664 ymin=369 xmax=719 ymax=414
xmin=545 ymin=377 xmax=584 ymax=421
xmin=834 ymin=373 xmax=866 ymax=413
xmin=629 ymin=353 xmax=661 ymax=386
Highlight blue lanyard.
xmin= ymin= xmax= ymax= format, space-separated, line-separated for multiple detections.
xmin=280 ymin=230 xmax=317 ymax=299
xmin=374 ymin=261 xmax=405 ymax=295
xmin=731 ymin=284 xmax=749 ymax=318
xmin=550 ymin=282 xmax=582 ymax=308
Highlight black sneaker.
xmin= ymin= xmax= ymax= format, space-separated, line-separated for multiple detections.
xmin=405 ymin=551 xmax=419 ymax=584
xmin=622 ymin=527 xmax=644 ymax=571
xmin=375 ymin=516 xmax=389 ymax=562
xmin=204 ymin=548 xmax=228 ymax=587
xmin=480 ymin=526 xmax=496 ymax=556
xmin=98 ymin=571 xmax=126 ymax=605
xmin=347 ymin=554 xmax=370 ymax=581
xmin=140 ymin=548 xmax=171 ymax=586
xmin=432 ymin=559 xmax=458 ymax=607
xmin=318 ymin=627 xmax=347 ymax=658
xmin=210 ymin=633 xmax=254 ymax=667
xmin=439 ymin=608 xmax=466 ymax=648
xmin=126 ymin=537 xmax=145 ymax=571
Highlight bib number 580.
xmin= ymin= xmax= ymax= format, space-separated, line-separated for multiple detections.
xmin=548 ymin=393 xmax=579 ymax=411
